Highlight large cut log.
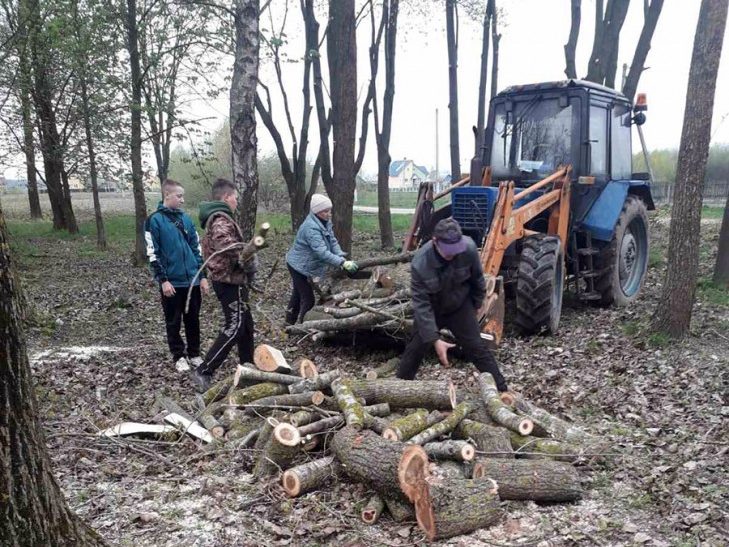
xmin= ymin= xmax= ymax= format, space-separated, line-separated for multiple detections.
xmin=408 ymin=402 xmax=473 ymax=445
xmin=253 ymin=344 xmax=291 ymax=374
xmin=424 ymin=441 xmax=475 ymax=462
xmin=473 ymin=458 xmax=582 ymax=502
xmin=508 ymin=432 xmax=581 ymax=463
xmin=331 ymin=426 xmax=429 ymax=503
xmin=288 ymin=370 xmax=341 ymax=394
xmin=455 ymin=419 xmax=514 ymax=459
xmin=200 ymin=375 xmax=235 ymax=406
xmin=234 ymin=365 xmax=302 ymax=385
xmin=281 ymin=456 xmax=338 ymax=497
xmin=242 ymin=391 xmax=325 ymax=416
xmin=361 ymin=494 xmax=385 ymax=524
xmin=293 ymin=357 xmax=318 ymax=378
xmin=383 ymin=409 xmax=442 ymax=441
xmin=332 ymin=378 xmax=368 ymax=429
xmin=384 ymin=497 xmax=415 ymax=522
xmin=413 ymin=477 xmax=501 ymax=540
xmin=228 ymin=382 xmax=289 ymax=406
xmin=365 ymin=357 xmax=400 ymax=380
xmin=343 ymin=379 xmax=457 ymax=410
xmin=98 ymin=422 xmax=179 ymax=441
xmin=253 ymin=421 xmax=302 ymax=478
xmin=512 ymin=394 xmax=592 ymax=443
xmin=478 ymin=373 xmax=533 ymax=435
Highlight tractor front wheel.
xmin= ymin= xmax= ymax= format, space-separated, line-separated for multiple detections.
xmin=595 ymin=195 xmax=650 ymax=307
xmin=515 ymin=234 xmax=564 ymax=335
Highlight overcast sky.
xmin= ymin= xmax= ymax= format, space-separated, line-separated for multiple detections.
xmin=2 ymin=0 xmax=728 ymax=180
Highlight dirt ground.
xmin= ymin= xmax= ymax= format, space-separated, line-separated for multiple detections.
xmin=6 ymin=193 xmax=728 ymax=546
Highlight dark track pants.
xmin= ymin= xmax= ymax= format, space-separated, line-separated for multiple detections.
xmin=160 ymin=285 xmax=201 ymax=361
xmin=198 ymin=282 xmax=254 ymax=376
xmin=396 ymin=298 xmax=508 ymax=391
xmin=286 ymin=263 xmax=316 ymax=324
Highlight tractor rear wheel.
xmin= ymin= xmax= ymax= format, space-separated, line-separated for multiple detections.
xmin=595 ymin=195 xmax=649 ymax=307
xmin=515 ymin=235 xmax=564 ymax=335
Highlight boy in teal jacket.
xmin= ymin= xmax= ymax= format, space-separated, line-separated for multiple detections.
xmin=145 ymin=179 xmax=209 ymax=371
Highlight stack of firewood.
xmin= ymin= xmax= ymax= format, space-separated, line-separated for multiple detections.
xmin=284 ymin=253 xmax=417 ymax=341
xmin=101 ymin=344 xmax=597 ymax=540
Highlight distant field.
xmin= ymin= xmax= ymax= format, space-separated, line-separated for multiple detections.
xmin=354 ymin=190 xmax=451 ymax=208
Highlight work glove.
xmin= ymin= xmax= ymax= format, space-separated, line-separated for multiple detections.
xmin=341 ymin=260 xmax=359 ymax=273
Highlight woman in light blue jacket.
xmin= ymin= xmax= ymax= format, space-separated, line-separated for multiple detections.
xmin=285 ymin=194 xmax=359 ymax=324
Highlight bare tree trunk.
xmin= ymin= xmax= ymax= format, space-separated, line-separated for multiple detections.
xmin=622 ymin=0 xmax=665 ymax=102
xmin=586 ymin=0 xmax=630 ymax=87
xmin=712 ymin=192 xmax=729 ymax=286
xmin=490 ymin=1 xmax=500 ymax=100
xmin=445 ymin=0 xmax=460 ymax=180
xmin=475 ymin=0 xmax=492 ymax=156
xmin=652 ymin=0 xmax=728 ymax=337
xmin=325 ymin=0 xmax=357 ymax=253
xmin=564 ymin=0 xmax=581 ymax=79
xmin=0 ymin=203 xmax=105 ymax=546
xmin=80 ymin=81 xmax=107 ymax=250
xmin=231 ymin=0 xmax=260 ymax=240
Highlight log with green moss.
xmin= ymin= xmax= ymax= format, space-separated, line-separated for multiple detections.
xmin=424 ymin=440 xmax=475 ymax=462
xmin=224 ymin=418 xmax=260 ymax=442
xmin=512 ymin=395 xmax=592 ymax=443
xmin=343 ymin=379 xmax=456 ymax=409
xmin=473 ymin=458 xmax=582 ymax=502
xmin=200 ymin=375 xmax=235 ymax=406
xmin=365 ymin=357 xmax=400 ymax=380
xmin=332 ymin=378 xmax=368 ymax=429
xmin=228 ymin=382 xmax=289 ymax=406
xmin=478 ymin=373 xmax=533 ymax=435
xmin=407 ymin=402 xmax=473 ymax=445
xmin=455 ymin=419 xmax=514 ymax=459
xmin=253 ymin=422 xmax=301 ymax=478
xmin=242 ymin=391 xmax=325 ymax=416
xmin=413 ymin=476 xmax=501 ymax=540
xmin=281 ymin=456 xmax=338 ymax=497
xmin=508 ymin=431 xmax=581 ymax=462
xmin=288 ymin=370 xmax=341 ymax=394
xmin=383 ymin=409 xmax=435 ymax=441
xmin=384 ymin=497 xmax=415 ymax=522
xmin=331 ymin=426 xmax=429 ymax=503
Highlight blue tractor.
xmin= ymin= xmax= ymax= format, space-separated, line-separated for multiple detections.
xmin=405 ymin=80 xmax=653 ymax=341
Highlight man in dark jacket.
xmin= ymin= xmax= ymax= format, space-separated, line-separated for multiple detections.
xmin=190 ymin=178 xmax=258 ymax=392
xmin=397 ymin=218 xmax=508 ymax=391
xmin=145 ymin=179 xmax=209 ymax=372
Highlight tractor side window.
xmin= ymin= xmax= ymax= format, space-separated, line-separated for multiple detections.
xmin=589 ymin=106 xmax=608 ymax=176
xmin=611 ymin=104 xmax=632 ymax=179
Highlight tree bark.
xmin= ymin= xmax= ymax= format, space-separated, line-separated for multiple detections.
xmin=408 ymin=401 xmax=472 ymax=445
xmin=475 ymin=0 xmax=492 ymax=155
xmin=343 ymin=378 xmax=456 ymax=409
xmin=231 ymin=0 xmax=260 ymax=240
xmin=227 ymin=382 xmax=289 ymax=406
xmin=490 ymin=1 xmax=500 ymax=100
xmin=383 ymin=409 xmax=440 ymax=441
xmin=0 ymin=202 xmax=105 ymax=545
xmin=713 ymin=192 xmax=729 ymax=286
xmin=622 ymin=0 xmax=665 ymax=102
xmin=445 ymin=0 xmax=461 ymax=180
xmin=473 ymin=458 xmax=582 ymax=502
xmin=564 ymin=0 xmax=581 ymax=79
xmin=652 ymin=0 xmax=728 ymax=337
xmin=455 ymin=418 xmax=513 ymax=458
xmin=281 ymin=456 xmax=337 ymax=497
xmin=585 ymin=0 xmax=630 ymax=87
xmin=478 ymin=373 xmax=533 ymax=435
xmin=508 ymin=431 xmax=581 ymax=462
xmin=424 ymin=440 xmax=475 ymax=462
xmin=512 ymin=394 xmax=591 ymax=443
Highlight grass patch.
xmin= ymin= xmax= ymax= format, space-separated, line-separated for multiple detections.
xmin=696 ymin=279 xmax=729 ymax=307
xmin=648 ymin=248 xmax=664 ymax=269
xmin=647 ymin=331 xmax=671 ymax=348
xmin=701 ymin=205 xmax=725 ymax=220
xmin=621 ymin=320 xmax=641 ymax=336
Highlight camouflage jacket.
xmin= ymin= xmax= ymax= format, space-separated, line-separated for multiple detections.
xmin=201 ymin=211 xmax=257 ymax=286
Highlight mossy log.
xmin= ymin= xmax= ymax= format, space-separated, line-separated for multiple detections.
xmin=478 ymin=373 xmax=533 ymax=435
xmin=509 ymin=431 xmax=580 ymax=462
xmin=193 ymin=398 xmax=225 ymax=439
xmin=414 ymin=476 xmax=501 ymax=540
xmin=201 ymin=375 xmax=235 ymax=406
xmin=242 ymin=391 xmax=325 ymax=416
xmin=281 ymin=456 xmax=338 ymax=497
xmin=512 ymin=395 xmax=592 ymax=443
xmin=288 ymin=370 xmax=341 ymax=394
xmin=297 ymin=415 xmax=344 ymax=437
xmin=332 ymin=379 xmax=368 ymax=429
xmin=431 ymin=460 xmax=471 ymax=479
xmin=455 ymin=419 xmax=514 ymax=459
xmin=321 ymin=306 xmax=363 ymax=319
xmin=253 ymin=414 xmax=277 ymax=451
xmin=331 ymin=426 xmax=429 ymax=503
xmin=408 ymin=402 xmax=473 ymax=445
xmin=228 ymin=382 xmax=289 ymax=406
xmin=234 ymin=366 xmax=301 ymax=386
xmin=361 ymin=494 xmax=385 ymax=524
xmin=424 ymin=440 xmax=475 ymax=462
xmin=365 ymin=415 xmax=389 ymax=435
xmin=365 ymin=357 xmax=400 ymax=380
xmin=286 ymin=303 xmax=410 ymax=333
xmin=287 ymin=410 xmax=320 ymax=428
xmin=225 ymin=418 xmax=260 ymax=442
xmin=383 ymin=409 xmax=442 ymax=441
xmin=253 ymin=422 xmax=301 ymax=478
xmin=384 ymin=497 xmax=415 ymax=522
xmin=343 ymin=379 xmax=457 ymax=410
xmin=473 ymin=458 xmax=582 ymax=502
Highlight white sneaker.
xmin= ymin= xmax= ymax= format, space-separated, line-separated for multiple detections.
xmin=175 ymin=356 xmax=191 ymax=372
xmin=189 ymin=356 xmax=204 ymax=368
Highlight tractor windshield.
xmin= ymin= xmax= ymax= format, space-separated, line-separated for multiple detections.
xmin=490 ymin=97 xmax=575 ymax=180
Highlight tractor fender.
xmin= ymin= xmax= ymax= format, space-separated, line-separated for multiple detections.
xmin=581 ymin=180 xmax=653 ymax=242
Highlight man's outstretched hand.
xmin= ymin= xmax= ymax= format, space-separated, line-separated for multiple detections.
xmin=434 ymin=339 xmax=456 ymax=367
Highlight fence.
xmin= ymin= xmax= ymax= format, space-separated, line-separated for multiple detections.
xmin=651 ymin=180 xmax=728 ymax=205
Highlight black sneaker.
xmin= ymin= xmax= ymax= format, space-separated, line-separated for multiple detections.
xmin=189 ymin=370 xmax=212 ymax=393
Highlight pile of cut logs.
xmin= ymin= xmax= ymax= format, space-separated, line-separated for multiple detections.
xmin=101 ymin=344 xmax=597 ymax=541
xmin=284 ymin=253 xmax=417 ymax=341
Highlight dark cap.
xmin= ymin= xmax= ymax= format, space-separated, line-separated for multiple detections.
xmin=433 ymin=218 xmax=468 ymax=256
